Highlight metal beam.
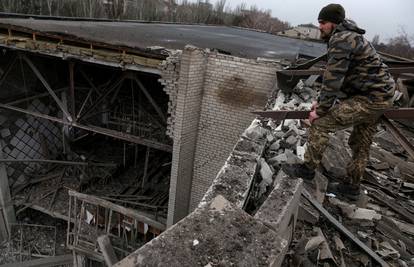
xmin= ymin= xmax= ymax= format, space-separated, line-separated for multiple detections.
xmin=253 ymin=108 xmax=414 ymax=121
xmin=78 ymin=73 xmax=127 ymax=121
xmin=6 ymin=88 xmax=67 ymax=106
xmin=0 ymin=55 xmax=17 ymax=88
xmin=0 ymin=158 xmax=116 ymax=167
xmin=76 ymin=68 xmax=102 ymax=120
xmin=68 ymin=190 xmax=166 ymax=230
xmin=78 ymin=67 xmax=102 ymax=96
xmin=382 ymin=117 xmax=414 ymax=161
xmin=76 ymin=87 xmax=94 ymax=120
xmin=302 ymin=189 xmax=389 ymax=267
xmin=0 ymin=254 xmax=73 ymax=267
xmin=69 ymin=61 xmax=76 ymax=118
xmin=0 ymin=142 xmax=15 ymax=241
xmin=278 ymin=67 xmax=414 ymax=76
xmin=142 ymin=147 xmax=150 ymax=189
xmin=0 ymin=103 xmax=172 ymax=152
xmin=133 ymin=76 xmax=167 ymax=124
xmin=21 ymin=54 xmax=73 ymax=122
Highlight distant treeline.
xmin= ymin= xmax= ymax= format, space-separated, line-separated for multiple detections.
xmin=372 ymin=32 xmax=414 ymax=60
xmin=1 ymin=0 xmax=412 ymax=59
xmin=0 ymin=0 xmax=291 ymax=34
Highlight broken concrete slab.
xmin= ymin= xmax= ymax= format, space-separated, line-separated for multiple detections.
xmin=282 ymin=150 xmax=300 ymax=165
xmin=200 ymin=163 xmax=256 ymax=209
xmin=114 ymin=195 xmax=288 ymax=267
xmin=200 ymin=133 xmax=267 ymax=210
xmin=268 ymin=153 xmax=288 ymax=165
xmin=255 ymin=170 xmax=303 ymax=243
xmin=233 ymin=135 xmax=267 ymax=156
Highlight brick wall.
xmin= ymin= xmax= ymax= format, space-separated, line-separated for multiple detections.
xmin=166 ymin=46 xmax=282 ymax=225
xmin=189 ymin=52 xmax=281 ymax=211
xmin=167 ymin=46 xmax=206 ymax=226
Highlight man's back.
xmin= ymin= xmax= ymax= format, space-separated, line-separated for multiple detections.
xmin=325 ymin=19 xmax=395 ymax=101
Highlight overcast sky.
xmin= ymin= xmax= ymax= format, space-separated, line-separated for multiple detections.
xmin=205 ymin=0 xmax=414 ymax=42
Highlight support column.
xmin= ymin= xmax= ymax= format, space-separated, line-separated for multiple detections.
xmin=167 ymin=46 xmax=206 ymax=226
xmin=0 ymin=141 xmax=16 ymax=241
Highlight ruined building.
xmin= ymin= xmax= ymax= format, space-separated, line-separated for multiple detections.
xmin=0 ymin=13 xmax=414 ymax=267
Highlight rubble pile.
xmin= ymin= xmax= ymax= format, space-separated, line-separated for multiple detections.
xmin=257 ymin=78 xmax=414 ymax=266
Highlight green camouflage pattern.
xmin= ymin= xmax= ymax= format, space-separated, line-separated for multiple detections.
xmin=317 ymin=19 xmax=395 ymax=116
xmin=305 ymin=96 xmax=392 ymax=185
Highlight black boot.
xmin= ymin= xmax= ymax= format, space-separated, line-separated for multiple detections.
xmin=282 ymin=163 xmax=315 ymax=180
xmin=327 ymin=182 xmax=360 ymax=201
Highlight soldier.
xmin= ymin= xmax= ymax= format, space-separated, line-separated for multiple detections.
xmin=283 ymin=3 xmax=395 ymax=200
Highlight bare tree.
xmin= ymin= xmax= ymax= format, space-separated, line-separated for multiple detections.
xmin=0 ymin=0 xmax=290 ymax=34
xmin=106 ymin=0 xmax=127 ymax=19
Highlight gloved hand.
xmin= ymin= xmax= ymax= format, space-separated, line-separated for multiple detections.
xmin=309 ymin=101 xmax=319 ymax=124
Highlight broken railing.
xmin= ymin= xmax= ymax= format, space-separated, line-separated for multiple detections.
xmin=66 ymin=190 xmax=165 ymax=262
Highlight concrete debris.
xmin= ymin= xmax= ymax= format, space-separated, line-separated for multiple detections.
xmin=255 ymin=172 xmax=303 ymax=242
xmin=259 ymin=158 xmax=274 ymax=185
xmin=377 ymin=242 xmax=401 ymax=260
xmin=115 ymin=195 xmax=289 ymax=267
xmin=243 ymin=119 xmax=269 ymax=140
xmin=268 ymin=153 xmax=288 ymax=165
xmin=285 ymin=135 xmax=298 ymax=146
xmin=296 ymin=144 xmax=306 ymax=161
xmin=258 ymin=76 xmax=414 ymax=267
xmin=304 ymin=235 xmax=324 ymax=252
xmin=316 ymin=227 xmax=337 ymax=264
xmin=269 ymin=140 xmax=281 ymax=151
xmin=284 ymin=149 xmax=302 ymax=164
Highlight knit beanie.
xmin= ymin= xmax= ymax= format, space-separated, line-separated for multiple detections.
xmin=318 ymin=4 xmax=345 ymax=24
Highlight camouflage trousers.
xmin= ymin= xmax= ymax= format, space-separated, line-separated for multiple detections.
xmin=304 ymin=96 xmax=392 ymax=185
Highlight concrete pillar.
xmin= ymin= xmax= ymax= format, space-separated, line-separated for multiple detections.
xmin=0 ymin=141 xmax=16 ymax=241
xmin=167 ymin=46 xmax=206 ymax=226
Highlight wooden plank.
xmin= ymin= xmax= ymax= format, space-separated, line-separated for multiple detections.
xmin=0 ymin=254 xmax=73 ymax=267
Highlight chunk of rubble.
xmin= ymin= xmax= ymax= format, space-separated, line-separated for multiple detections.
xmin=284 ymin=149 xmax=302 ymax=164
xmin=285 ymin=135 xmax=298 ymax=146
xmin=260 ymin=158 xmax=274 ymax=185
xmin=269 ymin=140 xmax=281 ymax=151
xmin=200 ymin=136 xmax=266 ymax=209
xmin=255 ymin=170 xmax=303 ymax=243
xmin=114 ymin=195 xmax=288 ymax=267
xmin=329 ymin=198 xmax=382 ymax=220
xmin=243 ymin=119 xmax=269 ymax=140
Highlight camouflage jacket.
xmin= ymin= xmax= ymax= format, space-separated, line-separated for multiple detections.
xmin=317 ymin=19 xmax=395 ymax=116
